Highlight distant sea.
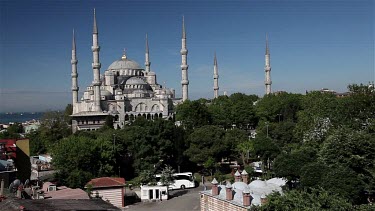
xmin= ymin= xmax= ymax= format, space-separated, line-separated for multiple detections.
xmin=0 ymin=112 xmax=44 ymax=124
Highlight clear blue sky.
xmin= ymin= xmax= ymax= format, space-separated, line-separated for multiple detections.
xmin=0 ymin=0 xmax=374 ymax=112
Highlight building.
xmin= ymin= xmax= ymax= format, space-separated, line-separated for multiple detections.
xmin=70 ymin=10 xmax=190 ymax=132
xmin=200 ymin=170 xmax=285 ymax=211
xmin=140 ymin=185 xmax=169 ymax=201
xmin=0 ymin=198 xmax=120 ymax=211
xmin=86 ymin=177 xmax=126 ymax=208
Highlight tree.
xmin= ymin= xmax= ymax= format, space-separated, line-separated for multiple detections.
xmin=176 ymin=100 xmax=212 ymax=129
xmin=159 ymin=165 xmax=175 ymax=186
xmin=38 ymin=111 xmax=71 ymax=150
xmin=52 ymin=135 xmax=115 ymax=188
xmin=0 ymin=123 xmax=23 ymax=139
xmin=236 ymin=140 xmax=255 ymax=165
xmin=208 ymin=96 xmax=233 ymax=128
xmin=257 ymin=188 xmax=352 ymax=211
xmin=185 ymin=125 xmax=226 ymax=165
xmin=318 ymin=127 xmax=375 ymax=203
xmin=337 ymin=83 xmax=375 ymax=130
xmin=203 ymin=157 xmax=217 ymax=176
xmin=253 ymin=134 xmax=280 ymax=174
xmin=273 ymin=146 xmax=317 ymax=188
xmin=294 ymin=91 xmax=339 ymax=140
xmin=256 ymin=93 xmax=302 ymax=123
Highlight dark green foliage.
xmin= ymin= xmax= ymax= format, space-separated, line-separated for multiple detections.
xmin=185 ymin=125 xmax=226 ymax=164
xmin=300 ymin=162 xmax=328 ymax=188
xmin=256 ymin=93 xmax=302 ymax=123
xmin=175 ymin=100 xmax=212 ymax=129
xmin=0 ymin=123 xmax=23 ymax=139
xmin=52 ymin=135 xmax=115 ymax=188
xmin=273 ymin=146 xmax=317 ymax=184
xmin=257 ymin=188 xmax=352 ymax=211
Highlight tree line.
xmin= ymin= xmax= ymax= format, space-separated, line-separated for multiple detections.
xmin=26 ymin=83 xmax=374 ymax=209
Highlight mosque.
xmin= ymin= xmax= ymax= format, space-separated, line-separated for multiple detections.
xmin=70 ymin=10 xmax=272 ymax=133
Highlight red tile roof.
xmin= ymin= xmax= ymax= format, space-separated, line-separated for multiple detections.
xmin=86 ymin=177 xmax=125 ymax=188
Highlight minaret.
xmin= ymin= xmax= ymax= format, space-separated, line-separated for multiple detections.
xmin=71 ymin=29 xmax=79 ymax=114
xmin=180 ymin=16 xmax=189 ymax=101
xmin=213 ymin=52 xmax=219 ymax=98
xmin=145 ymin=34 xmax=151 ymax=72
xmin=265 ymin=33 xmax=272 ymax=95
xmin=92 ymin=8 xmax=102 ymax=111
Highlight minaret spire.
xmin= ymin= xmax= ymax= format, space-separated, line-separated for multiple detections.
xmin=145 ymin=33 xmax=151 ymax=72
xmin=91 ymin=8 xmax=102 ymax=111
xmin=180 ymin=16 xmax=189 ymax=101
xmin=93 ymin=8 xmax=98 ymax=34
xmin=182 ymin=16 xmax=186 ymax=39
xmin=265 ymin=33 xmax=272 ymax=95
xmin=213 ymin=52 xmax=219 ymax=99
xmin=265 ymin=33 xmax=269 ymax=55
xmin=71 ymin=29 xmax=79 ymax=114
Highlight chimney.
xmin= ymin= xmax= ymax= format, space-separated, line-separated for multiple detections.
xmin=0 ymin=179 xmax=4 ymax=196
xmin=234 ymin=170 xmax=241 ymax=182
xmin=225 ymin=182 xmax=233 ymax=200
xmin=260 ymin=193 xmax=268 ymax=205
xmin=211 ymin=178 xmax=219 ymax=196
xmin=242 ymin=188 xmax=252 ymax=206
xmin=241 ymin=169 xmax=249 ymax=184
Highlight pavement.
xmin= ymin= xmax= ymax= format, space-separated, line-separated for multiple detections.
xmin=125 ymin=184 xmax=208 ymax=211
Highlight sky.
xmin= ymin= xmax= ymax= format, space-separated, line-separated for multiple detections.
xmin=0 ymin=0 xmax=374 ymax=112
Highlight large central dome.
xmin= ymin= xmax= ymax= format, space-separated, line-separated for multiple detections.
xmin=108 ymin=53 xmax=142 ymax=70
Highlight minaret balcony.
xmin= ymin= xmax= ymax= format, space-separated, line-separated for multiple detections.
xmin=180 ymin=49 xmax=188 ymax=54
xmin=92 ymin=63 xmax=101 ymax=69
xmin=180 ymin=64 xmax=188 ymax=69
xmin=71 ymin=59 xmax=78 ymax=64
xmin=181 ymin=80 xmax=189 ymax=85
xmin=91 ymin=46 xmax=100 ymax=51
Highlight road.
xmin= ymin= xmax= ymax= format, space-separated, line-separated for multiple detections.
xmin=125 ymin=185 xmax=204 ymax=211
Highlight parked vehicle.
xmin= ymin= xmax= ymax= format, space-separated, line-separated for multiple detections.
xmin=156 ymin=172 xmax=195 ymax=190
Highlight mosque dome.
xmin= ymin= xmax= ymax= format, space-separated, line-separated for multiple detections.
xmin=108 ymin=52 xmax=142 ymax=70
xmin=249 ymin=180 xmax=267 ymax=189
xmin=108 ymin=59 xmax=142 ymax=70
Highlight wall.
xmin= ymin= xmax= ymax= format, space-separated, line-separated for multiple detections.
xmin=200 ymin=193 xmax=247 ymax=211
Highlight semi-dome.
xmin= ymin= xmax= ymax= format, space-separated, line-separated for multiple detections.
xmin=100 ymin=90 xmax=112 ymax=96
xmin=125 ymin=77 xmax=147 ymax=85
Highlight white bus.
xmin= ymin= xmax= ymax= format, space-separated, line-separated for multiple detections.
xmin=156 ymin=172 xmax=195 ymax=190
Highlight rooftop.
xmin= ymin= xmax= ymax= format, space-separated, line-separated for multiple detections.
xmin=86 ymin=177 xmax=125 ymax=188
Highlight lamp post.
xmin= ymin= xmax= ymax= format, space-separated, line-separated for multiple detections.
xmin=265 ymin=122 xmax=269 ymax=138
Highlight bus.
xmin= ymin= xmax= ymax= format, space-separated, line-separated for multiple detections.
xmin=156 ymin=172 xmax=196 ymax=190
